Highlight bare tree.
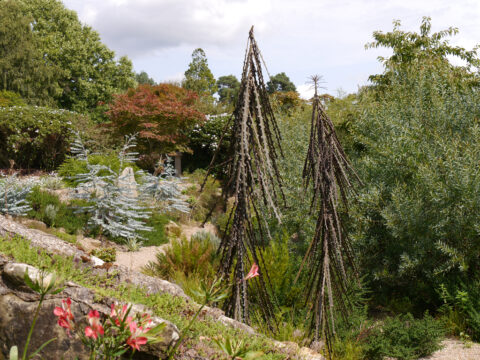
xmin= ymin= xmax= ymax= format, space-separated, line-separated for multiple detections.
xmin=205 ymin=27 xmax=284 ymax=324
xmin=300 ymin=75 xmax=361 ymax=356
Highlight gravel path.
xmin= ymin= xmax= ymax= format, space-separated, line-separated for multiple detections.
xmin=420 ymin=339 xmax=480 ymax=360
xmin=114 ymin=222 xmax=217 ymax=271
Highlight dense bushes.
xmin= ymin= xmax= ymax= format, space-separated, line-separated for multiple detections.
xmin=57 ymin=154 xmax=141 ymax=187
xmin=0 ymin=106 xmax=82 ymax=170
xmin=183 ymin=114 xmax=231 ymax=175
xmin=26 ymin=186 xmax=89 ymax=234
xmin=364 ymin=313 xmax=443 ymax=360
xmin=349 ymin=62 xmax=480 ymax=308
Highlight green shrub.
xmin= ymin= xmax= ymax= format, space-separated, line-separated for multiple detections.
xmin=0 ymin=90 xmax=26 ymax=107
xmin=0 ymin=105 xmax=81 ymax=170
xmin=91 ymin=247 xmax=117 ymax=263
xmin=58 ymin=154 xmax=141 ymax=187
xmin=144 ymin=231 xmax=220 ymax=280
xmin=26 ymin=187 xmax=89 ymax=234
xmin=364 ymin=313 xmax=444 ymax=360
xmin=438 ymin=282 xmax=480 ymax=341
xmin=139 ymin=213 xmax=170 ymax=246
xmin=50 ymin=229 xmax=77 ymax=244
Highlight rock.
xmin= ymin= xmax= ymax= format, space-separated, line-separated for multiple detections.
xmin=77 ymin=236 xmax=102 ymax=253
xmin=216 ymin=314 xmax=255 ymax=335
xmin=90 ymin=256 xmax=104 ymax=267
xmin=118 ymin=167 xmax=138 ymax=198
xmin=165 ymin=221 xmax=181 ymax=238
xmin=115 ymin=265 xmax=189 ymax=300
xmin=0 ymin=262 xmax=179 ymax=360
xmin=3 ymin=263 xmax=55 ymax=288
xmin=0 ymin=215 xmax=96 ymax=267
xmin=299 ymin=347 xmax=326 ymax=360
xmin=18 ymin=218 xmax=47 ymax=231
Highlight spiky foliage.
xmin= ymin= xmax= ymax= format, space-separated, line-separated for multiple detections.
xmin=0 ymin=173 xmax=32 ymax=216
xmin=70 ymin=133 xmax=152 ymax=240
xmin=300 ymin=75 xmax=361 ymax=355
xmin=207 ymin=27 xmax=284 ymax=324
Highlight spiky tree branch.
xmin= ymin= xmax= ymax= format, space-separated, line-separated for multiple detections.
xmin=209 ymin=27 xmax=285 ymax=324
xmin=300 ymin=75 xmax=361 ymax=357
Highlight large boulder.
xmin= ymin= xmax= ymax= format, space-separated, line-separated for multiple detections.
xmin=118 ymin=167 xmax=138 ymax=198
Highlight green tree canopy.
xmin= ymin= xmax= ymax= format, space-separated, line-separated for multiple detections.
xmin=217 ymin=75 xmax=240 ymax=106
xmin=266 ymin=72 xmax=297 ymax=94
xmin=366 ymin=16 xmax=480 ymax=87
xmin=183 ymin=48 xmax=217 ymax=97
xmin=350 ymin=18 xmax=480 ymax=308
xmin=0 ymin=0 xmax=60 ymax=105
xmin=11 ymin=0 xmax=136 ymax=113
xmin=135 ymin=71 xmax=156 ymax=86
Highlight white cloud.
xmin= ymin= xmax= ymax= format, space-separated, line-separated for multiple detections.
xmin=63 ymin=0 xmax=480 ymax=92
xmin=65 ymin=0 xmax=271 ymax=57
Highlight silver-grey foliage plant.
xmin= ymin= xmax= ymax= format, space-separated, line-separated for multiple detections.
xmin=70 ymin=133 xmax=151 ymax=240
xmin=139 ymin=156 xmax=190 ymax=214
xmin=70 ymin=133 xmax=188 ymax=241
xmin=0 ymin=173 xmax=32 ymax=216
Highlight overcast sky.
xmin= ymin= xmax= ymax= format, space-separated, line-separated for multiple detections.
xmin=62 ymin=0 xmax=480 ymax=98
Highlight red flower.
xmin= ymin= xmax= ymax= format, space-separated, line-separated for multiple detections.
xmin=126 ymin=321 xmax=148 ymax=351
xmin=244 ymin=263 xmax=259 ymax=281
xmin=53 ymin=298 xmax=74 ymax=333
xmin=84 ymin=310 xmax=104 ymax=339
xmin=110 ymin=303 xmax=130 ymax=326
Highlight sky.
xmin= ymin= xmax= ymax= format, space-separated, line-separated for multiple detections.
xmin=62 ymin=0 xmax=480 ymax=98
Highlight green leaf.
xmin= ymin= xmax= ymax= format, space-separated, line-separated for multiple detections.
xmin=23 ymin=270 xmax=39 ymax=293
xmin=28 ymin=338 xmax=57 ymax=359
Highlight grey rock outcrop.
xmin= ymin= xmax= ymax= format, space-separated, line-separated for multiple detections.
xmin=0 ymin=257 xmax=179 ymax=360
xmin=118 ymin=167 xmax=138 ymax=198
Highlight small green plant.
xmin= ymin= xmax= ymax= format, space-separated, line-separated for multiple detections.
xmin=125 ymin=236 xmax=143 ymax=252
xmin=460 ymin=331 xmax=473 ymax=348
xmin=9 ymin=269 xmax=64 ymax=359
xmin=44 ymin=204 xmax=59 ymax=227
xmin=213 ymin=336 xmax=264 ymax=359
xmin=91 ymin=247 xmax=117 ymax=263
xmin=144 ymin=231 xmax=220 ymax=280
xmin=138 ymin=213 xmax=170 ymax=246
xmin=167 ymin=277 xmax=228 ymax=360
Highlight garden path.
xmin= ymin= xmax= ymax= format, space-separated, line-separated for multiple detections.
xmin=114 ymin=222 xmax=217 ymax=272
xmin=420 ymin=338 xmax=480 ymax=360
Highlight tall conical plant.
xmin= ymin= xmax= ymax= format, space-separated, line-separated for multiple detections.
xmin=300 ymin=75 xmax=361 ymax=356
xmin=206 ymin=27 xmax=284 ymax=324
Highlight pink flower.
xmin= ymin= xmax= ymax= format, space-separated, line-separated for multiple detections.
xmin=126 ymin=321 xmax=148 ymax=351
xmin=53 ymin=298 xmax=74 ymax=332
xmin=244 ymin=263 xmax=259 ymax=281
xmin=110 ymin=303 xmax=131 ymax=326
xmin=84 ymin=310 xmax=104 ymax=339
